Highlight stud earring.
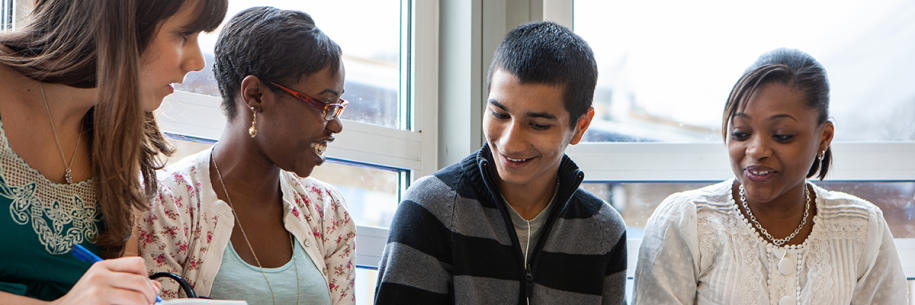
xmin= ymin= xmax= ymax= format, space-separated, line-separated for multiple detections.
xmin=249 ymin=107 xmax=258 ymax=138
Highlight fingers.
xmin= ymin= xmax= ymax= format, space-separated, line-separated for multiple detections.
xmin=107 ymin=271 xmax=160 ymax=304
xmin=102 ymin=287 xmax=156 ymax=305
xmin=96 ymin=256 xmax=148 ymax=276
xmin=74 ymin=258 xmax=160 ymax=304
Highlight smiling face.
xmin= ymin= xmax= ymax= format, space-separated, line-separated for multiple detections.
xmin=727 ymin=83 xmax=833 ymax=204
xmin=483 ymin=69 xmax=591 ymax=190
xmin=257 ymin=64 xmax=346 ymax=178
xmin=137 ymin=0 xmax=207 ymax=111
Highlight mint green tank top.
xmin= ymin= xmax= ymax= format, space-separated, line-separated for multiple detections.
xmin=209 ymin=237 xmax=332 ymax=305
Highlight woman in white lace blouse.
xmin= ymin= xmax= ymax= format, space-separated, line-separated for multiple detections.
xmin=632 ymin=48 xmax=907 ymax=305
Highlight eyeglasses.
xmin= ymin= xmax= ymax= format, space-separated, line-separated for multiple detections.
xmin=271 ymin=82 xmax=348 ymax=121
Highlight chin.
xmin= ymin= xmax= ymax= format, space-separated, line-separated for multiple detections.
xmin=294 ymin=167 xmax=316 ymax=179
xmin=741 ymin=182 xmax=781 ymax=202
xmin=495 ymin=169 xmax=531 ymax=186
xmin=142 ymin=96 xmax=167 ymax=112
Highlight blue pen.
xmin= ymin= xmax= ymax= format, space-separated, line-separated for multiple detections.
xmin=72 ymin=244 xmax=164 ymax=303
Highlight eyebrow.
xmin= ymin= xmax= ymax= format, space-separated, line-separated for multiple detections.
xmin=488 ymin=99 xmax=558 ymax=120
xmin=734 ymin=112 xmax=798 ymax=122
xmin=318 ymin=88 xmax=342 ymax=97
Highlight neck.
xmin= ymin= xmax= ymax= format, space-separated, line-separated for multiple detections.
xmin=497 ymin=173 xmax=559 ymax=221
xmin=0 ymin=64 xmax=96 ymax=124
xmin=39 ymin=82 xmax=97 ymax=128
xmin=211 ymin=123 xmax=283 ymax=209
xmin=0 ymin=65 xmax=97 ymax=183
xmin=740 ymin=181 xmax=809 ymax=218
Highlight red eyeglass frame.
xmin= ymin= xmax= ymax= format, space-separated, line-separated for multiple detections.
xmin=271 ymin=82 xmax=348 ymax=121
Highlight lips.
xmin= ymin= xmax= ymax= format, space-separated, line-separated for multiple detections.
xmin=744 ymin=165 xmax=777 ymax=182
xmin=499 ymin=153 xmax=535 ymax=168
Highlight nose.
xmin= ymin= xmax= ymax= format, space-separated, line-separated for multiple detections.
xmin=183 ymin=34 xmax=206 ymax=73
xmin=326 ymin=116 xmax=344 ymax=134
xmin=745 ymin=134 xmax=771 ymax=160
xmin=498 ymin=120 xmax=527 ymax=154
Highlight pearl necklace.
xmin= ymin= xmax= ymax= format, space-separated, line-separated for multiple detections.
xmin=738 ymin=183 xmax=810 ymax=247
xmin=212 ymin=147 xmax=300 ymax=305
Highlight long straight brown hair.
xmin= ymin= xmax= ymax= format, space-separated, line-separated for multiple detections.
xmin=0 ymin=0 xmax=226 ymax=258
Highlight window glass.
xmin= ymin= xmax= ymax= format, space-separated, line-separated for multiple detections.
xmin=175 ymin=0 xmax=403 ymax=129
xmin=910 ymin=280 xmax=915 ymax=303
xmin=355 ymin=268 xmax=378 ymax=305
xmin=310 ymin=161 xmax=401 ymax=228
xmin=574 ymin=0 xmax=915 ymax=142
xmin=582 ymin=181 xmax=915 ymax=239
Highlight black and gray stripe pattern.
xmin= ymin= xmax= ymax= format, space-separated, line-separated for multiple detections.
xmin=376 ymin=145 xmax=628 ymax=304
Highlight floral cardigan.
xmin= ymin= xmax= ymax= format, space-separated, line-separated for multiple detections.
xmin=138 ymin=148 xmax=356 ymax=304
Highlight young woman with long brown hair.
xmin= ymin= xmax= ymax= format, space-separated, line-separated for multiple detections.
xmin=0 ymin=0 xmax=226 ymax=304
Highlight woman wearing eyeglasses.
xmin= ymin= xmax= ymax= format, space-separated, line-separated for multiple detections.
xmin=138 ymin=7 xmax=355 ymax=304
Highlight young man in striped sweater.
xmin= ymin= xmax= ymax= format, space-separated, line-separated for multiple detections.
xmin=375 ymin=21 xmax=627 ymax=304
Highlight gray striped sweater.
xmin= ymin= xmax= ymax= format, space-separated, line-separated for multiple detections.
xmin=375 ymin=145 xmax=628 ymax=304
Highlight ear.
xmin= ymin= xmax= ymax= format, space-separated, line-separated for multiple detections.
xmin=569 ymin=107 xmax=595 ymax=145
xmin=818 ymin=119 xmax=835 ymax=153
xmin=239 ymin=75 xmax=271 ymax=112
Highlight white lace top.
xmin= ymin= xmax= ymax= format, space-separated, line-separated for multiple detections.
xmin=632 ymin=179 xmax=907 ymax=305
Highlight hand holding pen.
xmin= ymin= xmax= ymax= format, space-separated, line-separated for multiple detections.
xmin=50 ymin=244 xmax=163 ymax=305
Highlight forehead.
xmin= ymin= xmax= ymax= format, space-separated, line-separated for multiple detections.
xmin=737 ymin=83 xmax=817 ymax=122
xmin=489 ymin=70 xmax=567 ymax=114
xmin=293 ymin=65 xmax=345 ymax=94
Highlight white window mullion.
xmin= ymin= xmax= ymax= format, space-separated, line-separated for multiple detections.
xmin=566 ymin=142 xmax=915 ymax=182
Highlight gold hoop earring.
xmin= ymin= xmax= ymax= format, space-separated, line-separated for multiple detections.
xmin=249 ymin=107 xmax=258 ymax=138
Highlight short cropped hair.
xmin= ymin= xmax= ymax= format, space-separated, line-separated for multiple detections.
xmin=213 ymin=6 xmax=342 ymax=120
xmin=722 ymin=48 xmax=831 ymax=180
xmin=487 ymin=21 xmax=598 ymax=128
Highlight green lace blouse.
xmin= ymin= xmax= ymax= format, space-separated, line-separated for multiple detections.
xmin=0 ymin=119 xmax=101 ymax=301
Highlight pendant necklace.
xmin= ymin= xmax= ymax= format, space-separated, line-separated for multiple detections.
xmin=212 ymin=147 xmax=300 ymax=305
xmin=40 ymin=83 xmax=80 ymax=184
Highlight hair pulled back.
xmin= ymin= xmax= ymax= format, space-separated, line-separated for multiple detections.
xmin=722 ymin=48 xmax=832 ymax=180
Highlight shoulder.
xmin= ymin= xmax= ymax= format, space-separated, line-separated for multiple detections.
xmin=812 ymin=183 xmax=883 ymax=220
xmin=405 ymin=174 xmax=458 ymax=204
xmin=138 ymin=152 xmax=208 ymax=254
xmin=569 ymin=188 xmax=626 ymax=234
xmin=642 ymin=181 xmax=732 ymax=232
xmin=811 ymin=184 xmax=887 ymax=240
xmin=404 ymin=158 xmax=471 ymax=210
xmin=150 ymin=152 xmax=205 ymax=208
xmin=157 ymin=152 xmax=205 ymax=191
xmin=660 ymin=180 xmax=730 ymax=215
xmin=391 ymin=174 xmax=461 ymax=228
